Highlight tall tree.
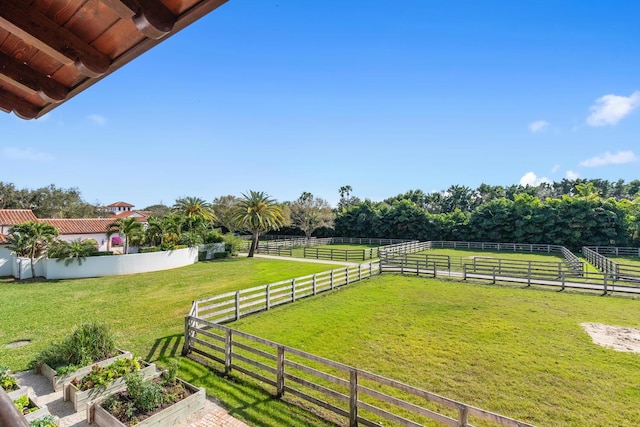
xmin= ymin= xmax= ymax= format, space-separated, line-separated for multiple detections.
xmin=289 ymin=192 xmax=334 ymax=241
xmin=172 ymin=196 xmax=216 ymax=234
xmin=107 ymin=217 xmax=143 ymax=254
xmin=232 ymin=191 xmax=285 ymax=257
xmin=7 ymin=221 xmax=59 ymax=279
xmin=212 ymin=195 xmax=240 ymax=233
xmin=337 ymin=185 xmax=361 ymax=212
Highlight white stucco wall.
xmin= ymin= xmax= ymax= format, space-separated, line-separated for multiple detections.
xmin=12 ymin=257 xmax=45 ymax=280
xmin=57 ymin=233 xmax=117 ymax=252
xmin=0 ymin=246 xmax=12 ymax=276
xmin=42 ymin=246 xmax=198 ymax=280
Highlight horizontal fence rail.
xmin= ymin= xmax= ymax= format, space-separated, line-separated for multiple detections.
xmin=188 ymin=263 xmax=380 ymax=324
xmin=583 ymin=247 xmax=640 ymax=284
xmin=303 ymin=247 xmax=378 ymax=261
xmin=586 ymin=246 xmax=640 ymax=257
xmin=183 ymin=318 xmax=536 ymax=427
xmin=429 ymin=241 xmax=565 ymax=253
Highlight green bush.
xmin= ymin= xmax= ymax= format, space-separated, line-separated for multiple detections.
xmin=88 ymin=251 xmax=114 ymax=257
xmin=0 ymin=367 xmax=18 ymax=391
xmin=172 ymin=245 xmax=188 ymax=250
xmin=139 ymin=247 xmax=160 ymax=253
xmin=213 ymin=252 xmax=228 ymax=259
xmin=223 ymin=233 xmax=245 ymax=256
xmin=203 ymin=230 xmax=224 ymax=244
xmin=33 ymin=322 xmax=117 ymax=374
xmin=29 ymin=415 xmax=57 ymax=427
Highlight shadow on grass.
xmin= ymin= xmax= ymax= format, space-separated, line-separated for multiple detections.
xmin=145 ymin=333 xmax=183 ymax=362
xmin=179 ymin=355 xmax=337 ymax=427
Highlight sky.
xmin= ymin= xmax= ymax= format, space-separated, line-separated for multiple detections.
xmin=1 ymin=0 xmax=639 ymax=209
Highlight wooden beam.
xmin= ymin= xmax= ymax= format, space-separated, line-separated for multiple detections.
xmin=0 ymin=87 xmax=40 ymax=119
xmin=0 ymin=1 xmax=110 ymax=77
xmin=101 ymin=0 xmax=176 ymax=39
xmin=0 ymin=52 xmax=69 ymax=103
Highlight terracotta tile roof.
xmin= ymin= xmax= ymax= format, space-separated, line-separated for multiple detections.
xmin=38 ymin=218 xmax=116 ymax=235
xmin=107 ymin=201 xmax=135 ymax=208
xmin=0 ymin=209 xmax=38 ymax=225
xmin=113 ymin=210 xmax=151 ymax=220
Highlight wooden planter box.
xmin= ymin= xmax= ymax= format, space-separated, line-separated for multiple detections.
xmin=8 ymin=387 xmax=54 ymax=423
xmin=38 ymin=349 xmax=132 ymax=392
xmin=66 ymin=362 xmax=158 ymax=412
xmin=89 ymin=378 xmax=206 ymax=427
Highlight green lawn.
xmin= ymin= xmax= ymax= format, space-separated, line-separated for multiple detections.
xmin=229 ymin=275 xmax=640 ymax=427
xmin=609 ymin=256 xmax=640 ymax=268
xmin=0 ymin=258 xmax=341 ymax=371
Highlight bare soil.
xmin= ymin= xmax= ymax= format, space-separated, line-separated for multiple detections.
xmin=581 ymin=322 xmax=640 ymax=353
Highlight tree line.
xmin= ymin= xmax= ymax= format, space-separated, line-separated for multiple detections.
xmin=334 ymin=181 xmax=640 ymax=250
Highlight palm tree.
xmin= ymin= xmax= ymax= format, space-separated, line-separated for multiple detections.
xmin=7 ymin=221 xmax=59 ymax=279
xmin=232 ymin=191 xmax=285 ymax=257
xmin=172 ymin=197 xmax=216 ymax=233
xmin=107 ymin=217 xmax=143 ymax=254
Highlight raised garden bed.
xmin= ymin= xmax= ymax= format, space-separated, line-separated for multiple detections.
xmin=8 ymin=387 xmax=53 ymax=423
xmin=38 ymin=349 xmax=132 ymax=392
xmin=66 ymin=361 xmax=158 ymax=412
xmin=89 ymin=378 xmax=205 ymax=427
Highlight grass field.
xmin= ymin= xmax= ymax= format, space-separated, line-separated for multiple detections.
xmin=229 ymin=275 xmax=640 ymax=427
xmin=0 ymin=258 xmax=341 ymax=371
xmin=609 ymin=256 xmax=640 ymax=268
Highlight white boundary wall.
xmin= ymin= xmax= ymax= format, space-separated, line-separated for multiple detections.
xmin=0 ymin=246 xmax=12 ymax=276
xmin=7 ymin=247 xmax=198 ymax=280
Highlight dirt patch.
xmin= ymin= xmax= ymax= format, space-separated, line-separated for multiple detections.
xmin=6 ymin=340 xmax=31 ymax=349
xmin=581 ymin=323 xmax=640 ymax=353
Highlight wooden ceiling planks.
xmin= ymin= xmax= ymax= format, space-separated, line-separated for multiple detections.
xmin=0 ymin=0 xmax=229 ymax=119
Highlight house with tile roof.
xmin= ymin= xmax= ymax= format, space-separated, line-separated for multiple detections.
xmin=107 ymin=201 xmax=135 ymax=215
xmin=0 ymin=209 xmax=39 ymax=235
xmin=39 ymin=218 xmax=120 ymax=252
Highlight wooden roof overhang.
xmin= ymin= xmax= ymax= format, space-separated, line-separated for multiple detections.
xmin=0 ymin=0 xmax=228 ymax=120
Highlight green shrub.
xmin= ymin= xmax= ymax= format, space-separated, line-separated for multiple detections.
xmin=0 ymin=367 xmax=18 ymax=391
xmin=33 ymin=322 xmax=117 ymax=374
xmin=203 ymin=230 xmax=224 ymax=244
xmin=213 ymin=252 xmax=228 ymax=259
xmin=14 ymin=394 xmax=37 ymax=414
xmin=29 ymin=415 xmax=57 ymax=427
xmin=88 ymin=251 xmax=114 ymax=257
xmin=223 ymin=233 xmax=245 ymax=256
xmin=139 ymin=247 xmax=160 ymax=253
xmin=173 ymin=245 xmax=188 ymax=250
xmin=73 ymin=357 xmax=141 ymax=391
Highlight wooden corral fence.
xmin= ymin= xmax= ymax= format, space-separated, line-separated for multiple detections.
xmin=303 ymin=247 xmax=378 ymax=261
xmin=183 ymin=319 xmax=536 ymax=427
xmin=586 ymin=246 xmax=640 ymax=257
xmin=583 ymin=247 xmax=640 ymax=284
xmin=188 ymin=263 xmax=379 ymax=324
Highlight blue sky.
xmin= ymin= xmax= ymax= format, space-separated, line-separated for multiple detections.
xmin=1 ymin=0 xmax=639 ymax=209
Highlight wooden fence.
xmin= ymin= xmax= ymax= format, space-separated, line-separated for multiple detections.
xmin=586 ymin=246 xmax=640 ymax=257
xmin=303 ymin=247 xmax=378 ymax=261
xmin=189 ymin=263 xmax=379 ymax=324
xmin=429 ymin=241 xmax=564 ymax=253
xmin=183 ymin=318 xmax=535 ymax=427
xmin=583 ymin=247 xmax=640 ymax=284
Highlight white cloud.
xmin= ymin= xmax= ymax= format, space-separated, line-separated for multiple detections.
xmin=528 ymin=120 xmax=549 ymax=133
xmin=586 ymin=91 xmax=640 ymax=126
xmin=519 ymin=172 xmax=551 ymax=187
xmin=565 ymin=170 xmax=579 ymax=180
xmin=88 ymin=114 xmax=107 ymax=126
xmin=1 ymin=146 xmax=54 ymax=162
xmin=579 ymin=150 xmax=638 ymax=167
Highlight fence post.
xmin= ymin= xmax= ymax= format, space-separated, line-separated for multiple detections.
xmin=457 ymin=404 xmax=469 ymax=427
xmin=182 ymin=317 xmax=191 ymax=356
xmin=291 ymin=279 xmax=296 ymax=302
xmin=312 ymin=274 xmax=317 ymax=295
xmin=369 ymin=262 xmax=373 ymax=277
xmin=433 ymin=261 xmax=437 ymax=278
xmin=463 ymin=264 xmax=467 ymax=280
xmin=527 ymin=263 xmax=531 ymax=287
xmin=603 ymin=274 xmax=608 ymax=296
xmin=276 ymin=345 xmax=285 ymax=398
xmin=492 ymin=266 xmax=496 ymax=284
xmin=416 ymin=260 xmax=420 ymax=276
xmin=225 ymin=329 xmax=233 ymax=374
xmin=358 ymin=263 xmax=362 ymax=281
xmin=235 ymin=291 xmax=240 ymax=321
xmin=349 ymin=369 xmax=358 ymax=427
xmin=266 ymin=285 xmax=271 ymax=310
xmin=561 ymin=272 xmax=565 ymax=291
xmin=330 ymin=270 xmax=334 ymax=290
xmin=345 ymin=267 xmax=350 ymax=284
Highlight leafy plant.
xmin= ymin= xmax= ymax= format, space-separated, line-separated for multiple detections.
xmin=14 ymin=394 xmax=38 ymax=414
xmin=29 ymin=415 xmax=57 ymax=427
xmin=0 ymin=367 xmax=19 ymax=391
xmin=33 ymin=322 xmax=117 ymax=374
xmin=48 ymin=239 xmax=98 ymax=265
xmin=72 ymin=357 xmax=141 ymax=391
